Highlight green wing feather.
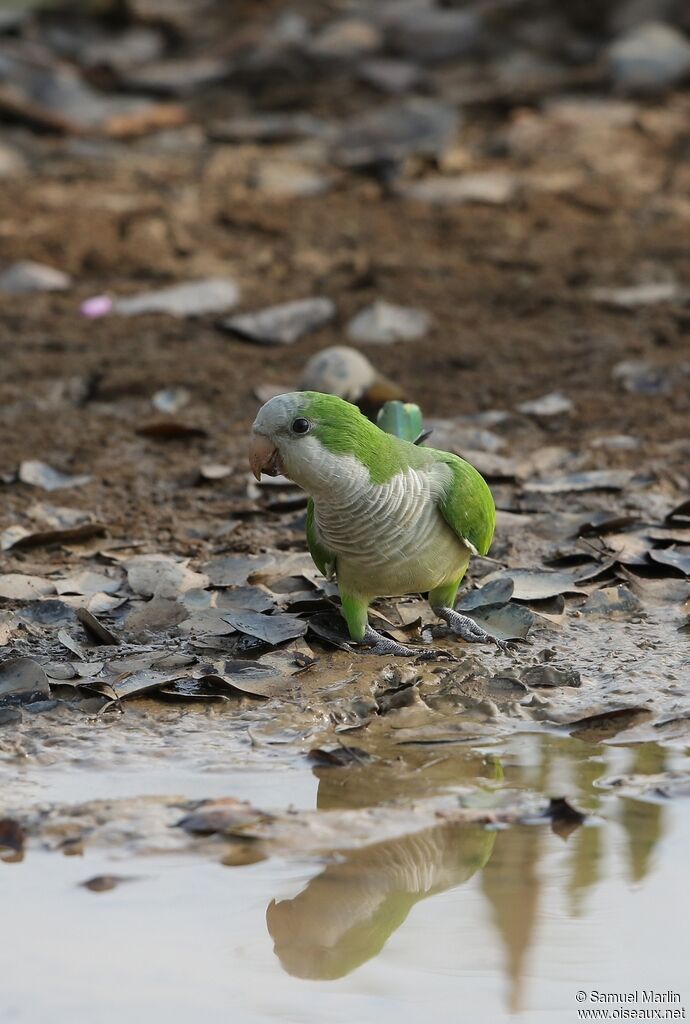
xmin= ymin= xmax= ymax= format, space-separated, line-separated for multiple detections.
xmin=376 ymin=401 xmax=425 ymax=443
xmin=306 ymin=497 xmax=337 ymax=578
xmin=435 ymin=452 xmax=496 ymax=557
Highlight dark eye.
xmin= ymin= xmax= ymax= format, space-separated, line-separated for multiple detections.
xmin=291 ymin=417 xmax=311 ymax=435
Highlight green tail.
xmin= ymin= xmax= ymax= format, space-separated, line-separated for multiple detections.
xmin=376 ymin=401 xmax=429 ymax=445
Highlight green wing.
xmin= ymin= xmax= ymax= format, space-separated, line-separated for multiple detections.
xmin=376 ymin=401 xmax=425 ymax=444
xmin=306 ymin=498 xmax=337 ymax=578
xmin=435 ymin=452 xmax=496 ymax=557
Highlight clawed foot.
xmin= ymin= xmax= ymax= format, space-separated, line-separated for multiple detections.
xmin=434 ymin=607 xmax=515 ymax=653
xmin=359 ymin=626 xmax=455 ymax=661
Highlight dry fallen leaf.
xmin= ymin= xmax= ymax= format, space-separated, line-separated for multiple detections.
xmin=465 ymin=603 xmax=534 ymax=643
xmin=219 ymin=609 xmax=308 ymax=645
xmin=649 ymin=547 xmax=690 ymax=576
xmin=202 ymin=553 xmax=278 ymax=587
xmin=0 ymin=575 xmax=56 ymax=600
xmin=0 ymin=658 xmax=51 ymax=702
xmin=177 ymin=797 xmax=270 ymax=836
xmin=523 ymin=470 xmax=635 ymax=493
xmin=56 ymin=571 xmax=122 ymax=598
xmin=198 ymin=658 xmax=300 ymax=699
xmin=76 ymin=607 xmax=120 ymax=646
xmin=483 ymin=569 xmax=584 ymax=601
xmin=1 ymin=522 xmax=106 ymax=552
xmin=457 ymin=578 xmax=514 ymax=610
xmin=125 ymin=555 xmax=208 ymax=598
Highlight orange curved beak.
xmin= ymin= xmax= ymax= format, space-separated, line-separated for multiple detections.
xmin=249 ymin=433 xmax=283 ymax=481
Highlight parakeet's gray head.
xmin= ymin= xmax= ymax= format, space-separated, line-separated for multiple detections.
xmin=250 ymin=390 xmax=397 ymax=495
xmin=250 ymin=392 xmax=333 ymax=492
xmin=250 ymin=390 xmax=425 ymax=495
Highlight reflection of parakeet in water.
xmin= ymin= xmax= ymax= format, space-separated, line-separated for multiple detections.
xmin=266 ymin=823 xmax=495 ymax=981
xmin=250 ymin=392 xmax=503 ymax=657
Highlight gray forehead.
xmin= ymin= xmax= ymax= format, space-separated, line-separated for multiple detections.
xmin=252 ymin=392 xmax=304 ymax=434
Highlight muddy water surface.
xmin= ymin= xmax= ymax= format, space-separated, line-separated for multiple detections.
xmin=3 ymin=731 xmax=689 ymax=1024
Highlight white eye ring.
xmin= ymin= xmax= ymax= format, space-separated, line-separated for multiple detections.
xmin=291 ymin=417 xmax=311 ymax=435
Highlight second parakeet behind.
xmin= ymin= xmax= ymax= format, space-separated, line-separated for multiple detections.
xmin=249 ymin=391 xmax=504 ymax=657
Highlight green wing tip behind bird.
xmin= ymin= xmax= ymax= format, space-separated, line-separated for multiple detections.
xmin=250 ymin=391 xmax=508 ymax=659
xmin=376 ymin=401 xmax=427 ymax=444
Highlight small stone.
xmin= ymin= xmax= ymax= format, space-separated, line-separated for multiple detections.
xmin=521 ymin=665 xmax=582 ymax=688
xmin=221 ymin=298 xmax=335 ymax=346
xmin=114 ymin=279 xmax=239 ymax=317
xmin=334 ymin=99 xmax=458 ymax=168
xmin=400 ymin=172 xmax=518 ymax=206
xmin=300 ymin=346 xmax=378 ymax=400
xmin=383 ymin=6 xmax=482 ymax=63
xmin=590 ymin=434 xmax=641 ymax=450
xmin=69 ymin=26 xmax=163 ymax=70
xmin=357 ymin=58 xmax=422 ymax=95
xmin=18 ymin=460 xmax=92 ymax=491
xmin=608 ymin=22 xmax=690 ymax=94
xmin=310 ymin=19 xmax=381 ymax=60
xmin=347 ymin=300 xmax=430 ymax=344
xmin=199 ymin=463 xmax=232 ymax=481
xmin=0 ymin=261 xmax=71 ymax=294
xmin=122 ymin=56 xmax=230 ymax=96
xmin=252 ymin=163 xmax=331 ymax=198
xmin=0 ymin=144 xmax=26 ymax=178
xmin=592 ymin=281 xmax=682 ymax=306
xmin=210 ymin=113 xmax=330 ymax=144
xmin=517 ymin=391 xmax=573 ymax=417
xmin=152 ymin=386 xmax=190 ymax=413
xmin=612 ymin=360 xmax=674 ymax=395
xmin=0 ymin=9 xmax=29 ymax=32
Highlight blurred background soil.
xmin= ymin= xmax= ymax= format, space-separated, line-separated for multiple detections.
xmin=0 ymin=0 xmax=689 ymax=554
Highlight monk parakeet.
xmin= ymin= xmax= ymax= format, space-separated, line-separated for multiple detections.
xmin=249 ymin=391 xmax=503 ymax=657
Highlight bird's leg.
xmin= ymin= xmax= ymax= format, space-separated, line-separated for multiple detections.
xmin=429 ymin=582 xmax=511 ymax=652
xmin=432 ymin=605 xmax=511 ymax=652
xmin=340 ymin=590 xmax=453 ymax=660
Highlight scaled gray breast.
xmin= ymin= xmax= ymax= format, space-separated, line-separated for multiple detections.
xmin=314 ymin=465 xmax=447 ymax=566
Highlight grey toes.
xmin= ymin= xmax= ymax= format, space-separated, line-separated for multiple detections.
xmin=360 ymin=626 xmax=456 ymax=660
xmin=361 ymin=626 xmax=421 ymax=658
xmin=435 ymin=608 xmax=513 ymax=650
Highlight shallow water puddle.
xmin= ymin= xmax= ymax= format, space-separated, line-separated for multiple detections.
xmin=2 ymin=733 xmax=689 ymax=1024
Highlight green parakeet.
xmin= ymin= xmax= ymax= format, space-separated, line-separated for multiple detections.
xmin=249 ymin=391 xmax=503 ymax=657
